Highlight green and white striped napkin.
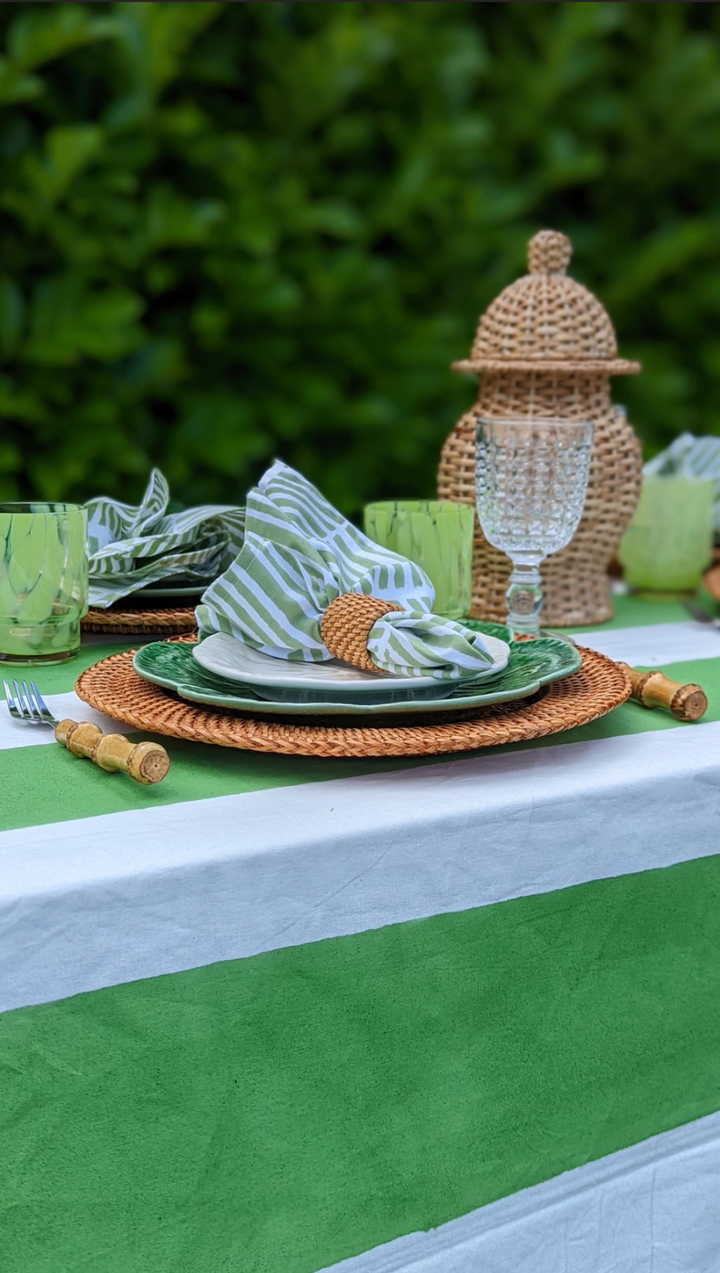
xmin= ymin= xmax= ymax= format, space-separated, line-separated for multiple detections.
xmin=196 ymin=461 xmax=495 ymax=680
xmin=87 ymin=470 xmax=246 ymax=608
xmin=644 ymin=433 xmax=720 ymax=533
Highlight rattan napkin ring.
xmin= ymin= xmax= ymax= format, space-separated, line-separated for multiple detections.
xmin=320 ymin=593 xmax=402 ymax=672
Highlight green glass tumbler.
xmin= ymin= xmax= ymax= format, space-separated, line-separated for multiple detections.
xmin=618 ymin=476 xmax=715 ymax=593
xmin=0 ymin=503 xmax=88 ymax=664
xmin=363 ymin=500 xmax=474 ymax=619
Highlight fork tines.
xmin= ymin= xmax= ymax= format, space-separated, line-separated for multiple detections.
xmin=2 ymin=678 xmax=50 ymax=724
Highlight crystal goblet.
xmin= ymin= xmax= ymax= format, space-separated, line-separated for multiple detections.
xmin=475 ymin=417 xmax=593 ymax=637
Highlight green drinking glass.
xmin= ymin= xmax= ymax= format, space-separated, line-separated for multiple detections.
xmin=618 ymin=476 xmax=715 ymax=593
xmin=363 ymin=500 xmax=474 ymax=619
xmin=0 ymin=502 xmax=88 ymax=664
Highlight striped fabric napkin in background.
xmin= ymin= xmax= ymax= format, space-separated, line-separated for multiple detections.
xmin=87 ymin=470 xmax=246 ymax=608
xmin=197 ymin=461 xmax=496 ymax=680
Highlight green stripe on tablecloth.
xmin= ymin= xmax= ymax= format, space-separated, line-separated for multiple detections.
xmin=1 ymin=652 xmax=718 ymax=833
xmin=570 ymin=592 xmax=689 ymax=632
xmin=2 ymin=853 xmax=720 ymax=1273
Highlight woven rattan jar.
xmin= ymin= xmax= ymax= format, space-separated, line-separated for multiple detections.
xmin=438 ymin=229 xmax=642 ymax=625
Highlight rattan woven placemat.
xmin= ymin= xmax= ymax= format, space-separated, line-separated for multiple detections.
xmin=82 ymin=606 xmax=197 ymax=636
xmin=76 ymin=645 xmax=631 ymax=759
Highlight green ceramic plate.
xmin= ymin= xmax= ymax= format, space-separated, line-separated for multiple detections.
xmin=132 ymin=623 xmax=581 ymax=719
xmin=138 ymin=580 xmax=205 ymax=598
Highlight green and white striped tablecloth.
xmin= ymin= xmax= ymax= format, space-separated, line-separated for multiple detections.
xmin=2 ymin=595 xmax=720 ymax=1273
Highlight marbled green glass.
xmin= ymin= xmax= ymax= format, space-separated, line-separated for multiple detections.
xmin=0 ymin=503 xmax=88 ymax=664
xmin=618 ymin=476 xmax=715 ymax=592
xmin=363 ymin=500 xmax=474 ymax=619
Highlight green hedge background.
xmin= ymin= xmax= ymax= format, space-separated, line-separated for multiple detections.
xmin=1 ymin=1 xmax=720 ymax=515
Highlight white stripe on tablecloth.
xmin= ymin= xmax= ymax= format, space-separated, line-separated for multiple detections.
xmin=2 ymin=721 xmax=719 ymax=1012
xmin=571 ymin=619 xmax=720 ymax=665
xmin=317 ymin=1110 xmax=720 ymax=1273
xmin=0 ymin=691 xmax=133 ymax=749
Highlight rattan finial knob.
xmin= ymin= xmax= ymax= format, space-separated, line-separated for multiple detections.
xmin=528 ymin=230 xmax=572 ymax=276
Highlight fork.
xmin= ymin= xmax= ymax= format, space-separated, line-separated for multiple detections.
xmin=3 ymin=679 xmax=170 ymax=784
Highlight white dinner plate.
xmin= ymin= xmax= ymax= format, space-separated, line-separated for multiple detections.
xmin=192 ymin=629 xmax=510 ymax=704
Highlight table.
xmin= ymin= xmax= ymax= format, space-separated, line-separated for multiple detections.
xmin=2 ymin=595 xmax=720 ymax=1273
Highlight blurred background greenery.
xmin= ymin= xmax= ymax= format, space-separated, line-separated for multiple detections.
xmin=1 ymin=1 xmax=720 ymax=515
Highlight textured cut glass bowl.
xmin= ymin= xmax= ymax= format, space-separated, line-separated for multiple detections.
xmin=363 ymin=500 xmax=474 ymax=619
xmin=0 ymin=502 xmax=88 ymax=664
xmin=475 ymin=418 xmax=593 ymax=637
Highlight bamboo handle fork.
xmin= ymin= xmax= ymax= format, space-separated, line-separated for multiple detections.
xmin=3 ymin=678 xmax=170 ymax=783
xmin=619 ymin=665 xmax=708 ymax=722
xmin=542 ymin=632 xmax=707 ymax=722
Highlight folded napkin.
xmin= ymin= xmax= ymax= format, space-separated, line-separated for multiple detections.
xmin=197 ymin=461 xmax=495 ymax=680
xmin=87 ymin=470 xmax=245 ymax=608
xmin=644 ymin=433 xmax=720 ymax=534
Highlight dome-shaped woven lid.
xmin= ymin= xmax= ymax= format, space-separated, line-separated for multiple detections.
xmin=452 ymin=230 xmax=640 ymax=376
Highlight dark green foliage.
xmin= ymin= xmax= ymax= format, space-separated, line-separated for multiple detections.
xmin=1 ymin=1 xmax=720 ymax=514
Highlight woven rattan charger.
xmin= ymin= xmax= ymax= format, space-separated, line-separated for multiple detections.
xmin=82 ymin=604 xmax=197 ymax=636
xmin=76 ymin=593 xmax=632 ymax=759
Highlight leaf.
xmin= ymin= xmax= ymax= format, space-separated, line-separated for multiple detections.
xmin=144 ymin=184 xmax=226 ymax=250
xmin=0 ymin=58 xmax=43 ymax=106
xmin=0 ymin=377 xmax=46 ymax=424
xmin=24 ymin=124 xmax=103 ymax=206
xmin=0 ymin=278 xmax=25 ymax=357
xmin=606 ymin=220 xmax=720 ymax=307
xmin=0 ymin=440 xmax=22 ymax=471
xmin=113 ymin=1 xmax=223 ymax=96
xmin=7 ymin=5 xmax=119 ymax=72
xmin=26 ymin=278 xmax=145 ymax=365
xmin=295 ymin=201 xmax=364 ymax=240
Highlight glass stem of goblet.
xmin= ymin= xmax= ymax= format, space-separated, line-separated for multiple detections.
xmin=506 ymin=557 xmax=543 ymax=639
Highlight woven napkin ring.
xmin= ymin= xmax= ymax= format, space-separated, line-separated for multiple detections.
xmin=320 ymin=593 xmax=403 ymax=673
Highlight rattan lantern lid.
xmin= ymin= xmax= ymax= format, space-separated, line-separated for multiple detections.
xmin=452 ymin=230 xmax=641 ymax=376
